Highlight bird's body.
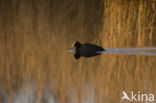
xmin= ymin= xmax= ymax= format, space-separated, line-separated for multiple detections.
xmin=73 ymin=41 xmax=104 ymax=59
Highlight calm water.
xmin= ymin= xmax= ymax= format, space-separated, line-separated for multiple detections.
xmin=0 ymin=0 xmax=156 ymax=103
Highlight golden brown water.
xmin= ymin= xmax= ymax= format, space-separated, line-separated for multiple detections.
xmin=0 ymin=0 xmax=156 ymax=103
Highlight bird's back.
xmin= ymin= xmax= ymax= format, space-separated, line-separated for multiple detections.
xmin=78 ymin=43 xmax=104 ymax=57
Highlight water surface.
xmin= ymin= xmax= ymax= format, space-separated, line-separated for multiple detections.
xmin=0 ymin=0 xmax=156 ymax=103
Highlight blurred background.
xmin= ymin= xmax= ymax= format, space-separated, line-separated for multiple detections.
xmin=0 ymin=0 xmax=156 ymax=103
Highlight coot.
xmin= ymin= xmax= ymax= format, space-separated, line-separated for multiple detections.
xmin=73 ymin=41 xmax=104 ymax=59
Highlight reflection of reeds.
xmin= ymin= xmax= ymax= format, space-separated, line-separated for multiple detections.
xmin=101 ymin=0 xmax=156 ymax=48
xmin=99 ymin=0 xmax=156 ymax=103
xmin=0 ymin=0 xmax=156 ymax=103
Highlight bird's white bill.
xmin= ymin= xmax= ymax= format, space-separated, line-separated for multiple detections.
xmin=72 ymin=41 xmax=76 ymax=47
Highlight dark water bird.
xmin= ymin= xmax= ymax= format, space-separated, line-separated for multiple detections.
xmin=72 ymin=41 xmax=104 ymax=59
xmin=69 ymin=41 xmax=156 ymax=59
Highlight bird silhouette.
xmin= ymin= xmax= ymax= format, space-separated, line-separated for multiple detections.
xmin=72 ymin=41 xmax=104 ymax=59
xmin=121 ymin=91 xmax=131 ymax=101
